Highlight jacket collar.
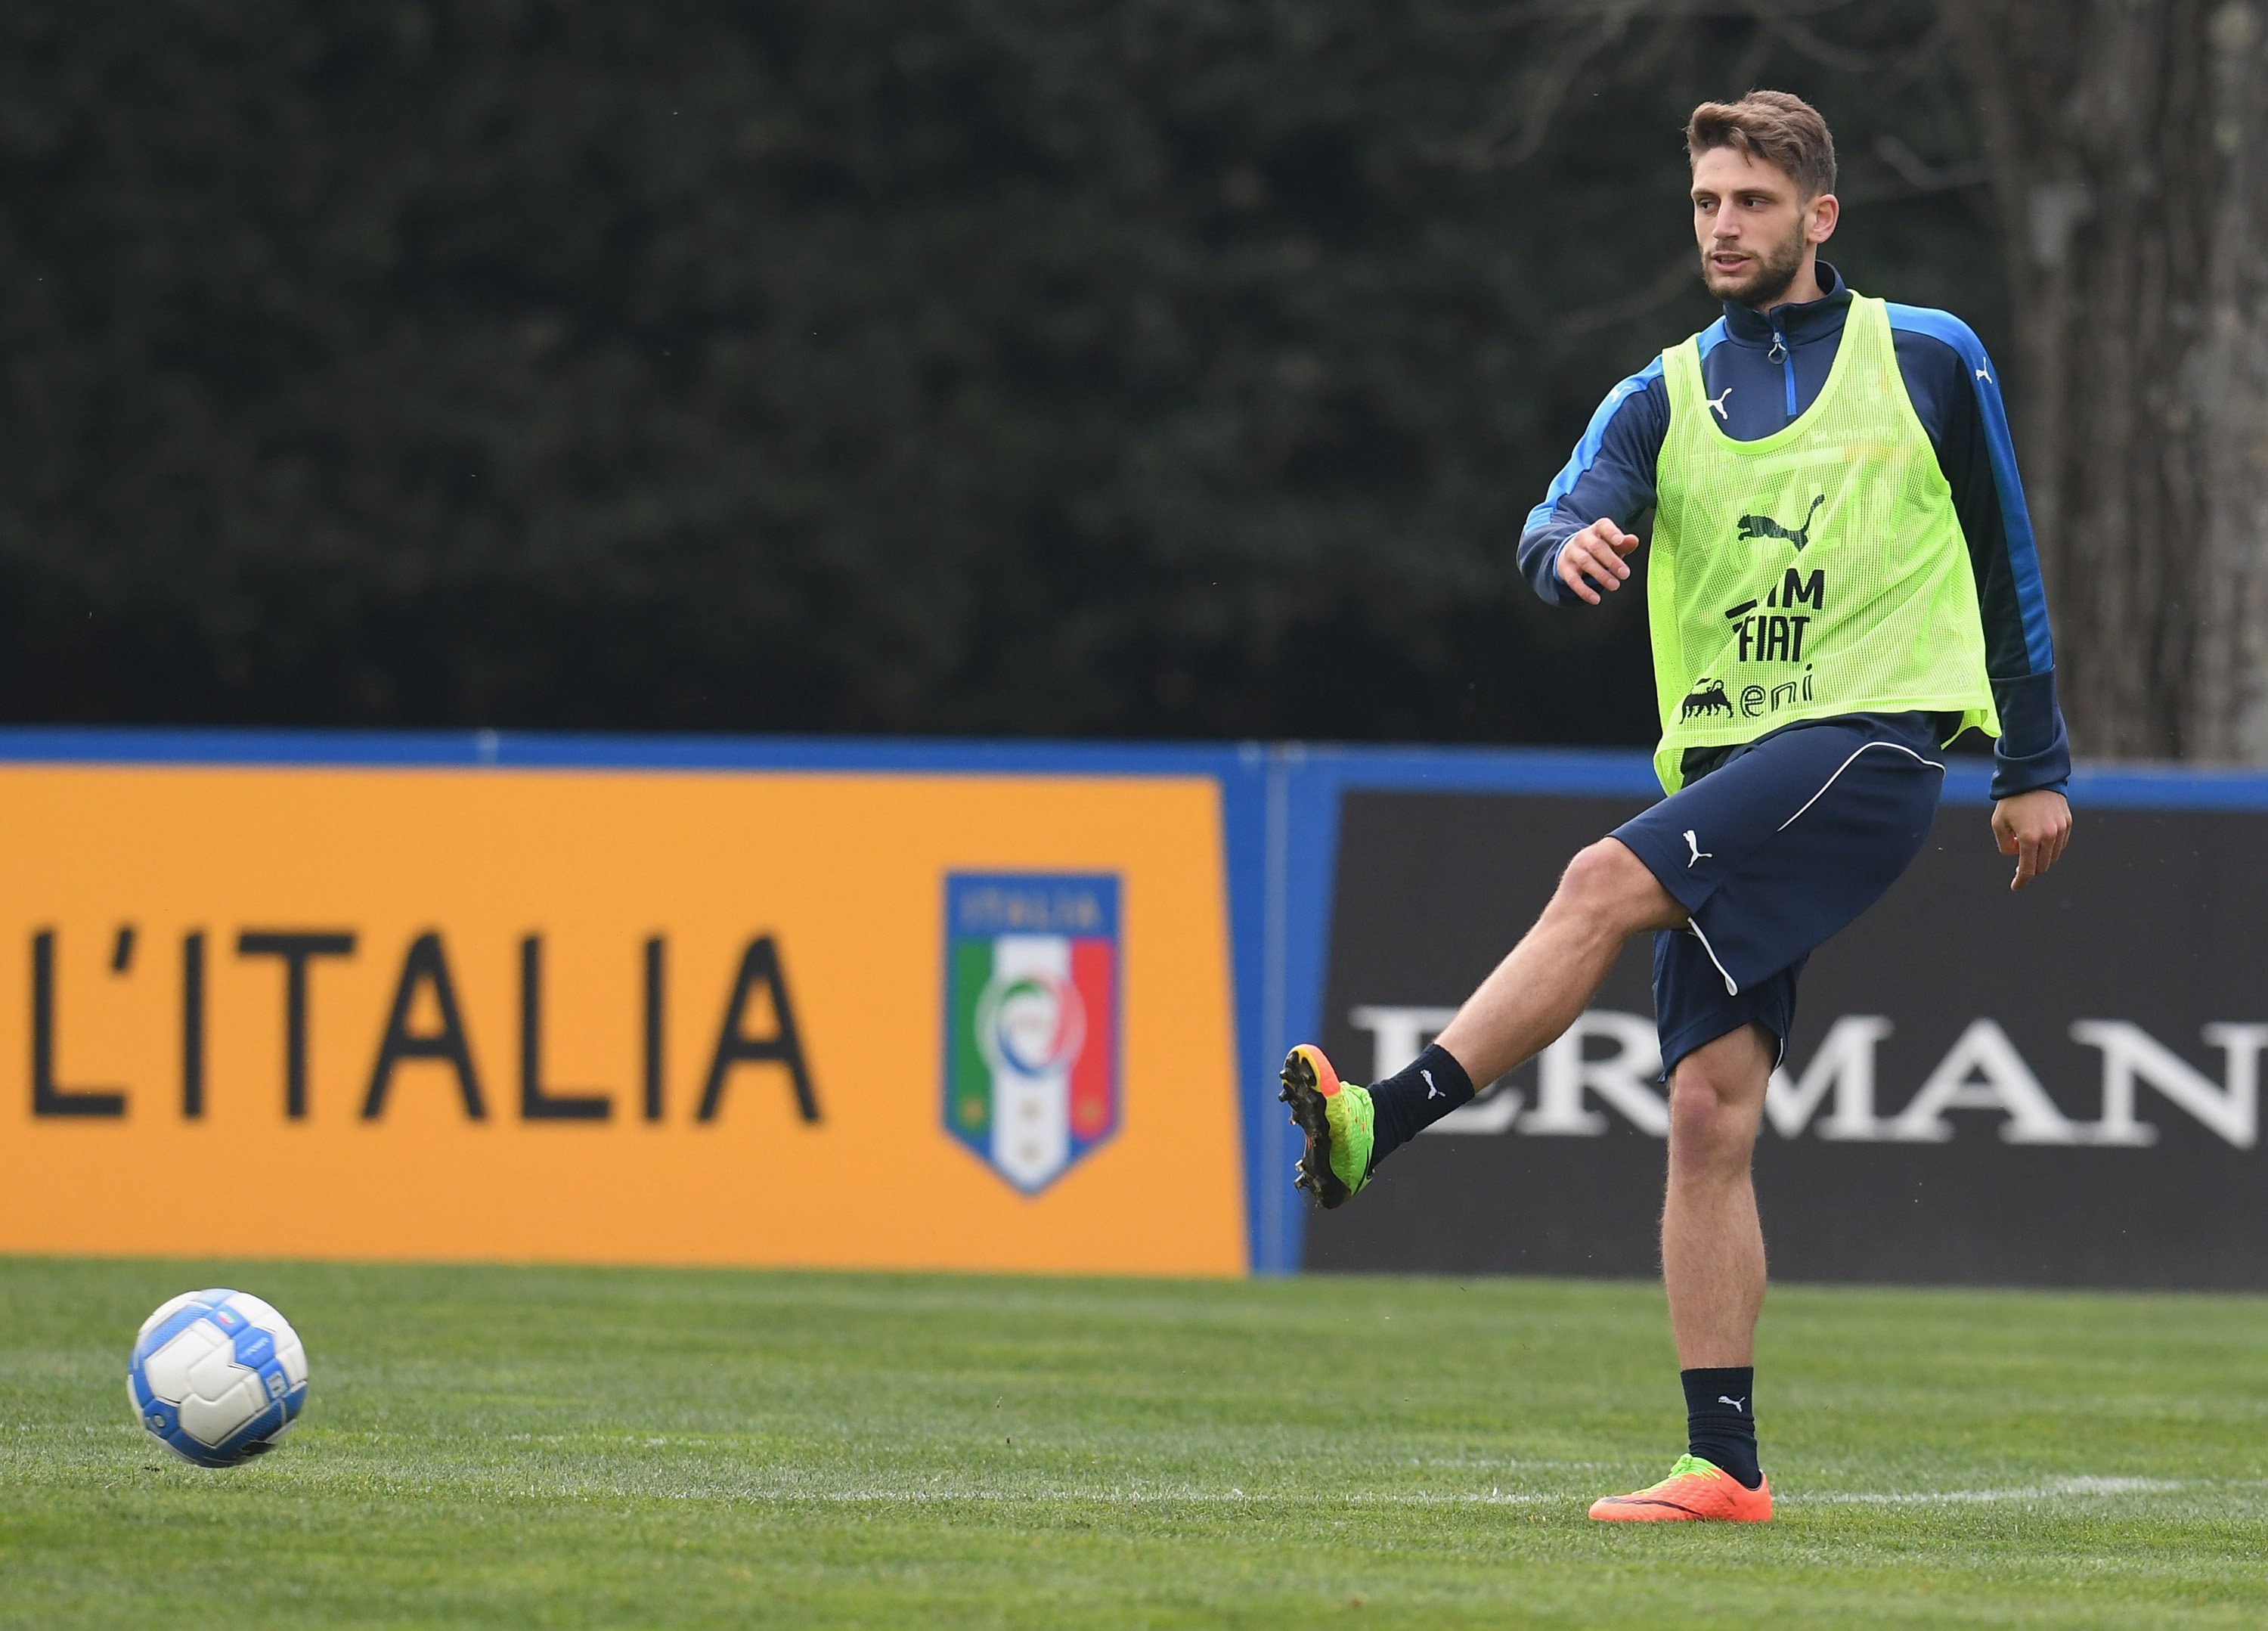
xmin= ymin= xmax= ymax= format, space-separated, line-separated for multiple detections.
xmin=1720 ymin=259 xmax=1850 ymax=346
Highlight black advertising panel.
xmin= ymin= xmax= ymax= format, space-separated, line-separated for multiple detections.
xmin=1303 ymin=789 xmax=2268 ymax=1288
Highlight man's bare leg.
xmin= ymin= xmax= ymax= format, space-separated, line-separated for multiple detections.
xmin=1433 ymin=838 xmax=1686 ymax=1086
xmin=1282 ymin=835 xmax=1686 ymax=1207
xmin=1662 ymin=1021 xmax=1773 ymax=1365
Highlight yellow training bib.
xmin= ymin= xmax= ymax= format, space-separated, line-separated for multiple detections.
xmin=1647 ymin=295 xmax=1997 ymax=793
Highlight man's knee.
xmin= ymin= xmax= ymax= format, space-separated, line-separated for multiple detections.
xmin=1668 ymin=1070 xmax=1747 ymax=1155
xmin=1555 ymin=839 xmax=1678 ymax=932
xmin=1668 ymin=1026 xmax=1772 ymax=1167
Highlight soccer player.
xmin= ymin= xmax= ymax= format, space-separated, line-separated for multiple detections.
xmin=1278 ymin=91 xmax=2072 ymax=1522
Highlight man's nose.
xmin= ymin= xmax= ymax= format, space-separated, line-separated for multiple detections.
xmin=1711 ymin=204 xmax=1742 ymax=239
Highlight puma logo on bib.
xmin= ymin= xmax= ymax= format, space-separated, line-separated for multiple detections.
xmin=1737 ymin=492 xmax=1825 ymax=552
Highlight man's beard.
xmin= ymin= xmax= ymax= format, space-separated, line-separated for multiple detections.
xmin=1703 ymin=221 xmax=1808 ymax=308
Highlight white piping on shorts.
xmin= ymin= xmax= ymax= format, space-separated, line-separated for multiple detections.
xmin=1776 ymin=740 xmax=1945 ymax=833
xmin=1684 ymin=916 xmax=1740 ymax=996
xmin=1681 ymin=740 xmax=1945 ymax=1003
xmin=1677 ymin=920 xmax=1789 ymax=1061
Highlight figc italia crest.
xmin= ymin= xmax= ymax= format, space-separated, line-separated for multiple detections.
xmin=943 ymin=873 xmax=1120 ymax=1193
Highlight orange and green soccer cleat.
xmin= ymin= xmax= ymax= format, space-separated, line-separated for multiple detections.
xmin=1588 ymin=1455 xmax=1772 ymax=1522
xmin=1278 ymin=1044 xmax=1374 ymax=1208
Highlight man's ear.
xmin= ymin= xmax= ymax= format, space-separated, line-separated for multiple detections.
xmin=1807 ymin=192 xmax=1841 ymax=247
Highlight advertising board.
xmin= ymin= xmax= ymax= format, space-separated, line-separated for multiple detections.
xmin=7 ymin=730 xmax=2261 ymax=1288
xmin=0 ymin=759 xmax=1246 ymax=1276
xmin=1302 ymin=786 xmax=2268 ymax=1289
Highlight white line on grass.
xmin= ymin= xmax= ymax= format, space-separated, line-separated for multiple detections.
xmin=644 ymin=1476 xmax=2193 ymax=1510
xmin=644 ymin=1487 xmax=1560 ymax=1506
xmin=1785 ymin=1477 xmax=2185 ymax=1506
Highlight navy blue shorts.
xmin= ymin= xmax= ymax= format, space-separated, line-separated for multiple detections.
xmin=1611 ymin=715 xmax=1947 ymax=1078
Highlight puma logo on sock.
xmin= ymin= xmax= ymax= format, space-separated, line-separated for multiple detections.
xmin=1421 ymin=1068 xmax=1439 ymax=1099
xmin=1718 ymin=1395 xmax=1748 ymax=1413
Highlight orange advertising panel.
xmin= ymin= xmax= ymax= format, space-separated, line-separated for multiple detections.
xmin=0 ymin=766 xmax=1245 ymax=1274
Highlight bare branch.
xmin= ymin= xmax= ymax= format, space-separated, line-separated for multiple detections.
xmin=1446 ymin=0 xmax=1844 ymax=27
xmin=1559 ymin=250 xmax=1704 ymax=334
xmin=1427 ymin=8 xmax=1647 ymax=172
xmin=1831 ymin=134 xmax=1989 ymax=204
xmin=1866 ymin=133 xmax=1989 ymax=193
xmin=1426 ymin=0 xmax=1944 ymax=178
xmin=1739 ymin=2 xmax=1949 ymax=75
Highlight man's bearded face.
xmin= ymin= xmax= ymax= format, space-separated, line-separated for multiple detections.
xmin=1690 ymin=146 xmax=1821 ymax=311
xmin=1701 ymin=212 xmax=1808 ymax=308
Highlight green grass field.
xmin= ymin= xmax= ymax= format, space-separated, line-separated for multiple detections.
xmin=3 ymin=1259 xmax=2266 ymax=1628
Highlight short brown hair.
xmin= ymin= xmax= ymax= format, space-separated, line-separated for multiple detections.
xmin=1686 ymin=91 xmax=1836 ymax=199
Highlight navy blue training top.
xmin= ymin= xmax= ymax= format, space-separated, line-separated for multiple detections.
xmin=1518 ymin=262 xmax=2069 ymax=801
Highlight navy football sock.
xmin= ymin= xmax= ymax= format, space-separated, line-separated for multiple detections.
xmin=1363 ymin=1043 xmax=1475 ymax=1170
xmin=1681 ymin=1366 xmax=1761 ymax=1488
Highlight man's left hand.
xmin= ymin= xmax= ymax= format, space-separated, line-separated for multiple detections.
xmin=1992 ymin=789 xmax=2072 ymax=892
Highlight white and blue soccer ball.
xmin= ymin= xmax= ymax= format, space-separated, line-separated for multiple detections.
xmin=127 ymin=1289 xmax=308 ymax=1467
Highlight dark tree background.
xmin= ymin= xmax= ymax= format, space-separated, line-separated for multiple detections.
xmin=0 ymin=2 xmax=2002 ymax=743
xmin=1948 ymin=0 xmax=2268 ymax=761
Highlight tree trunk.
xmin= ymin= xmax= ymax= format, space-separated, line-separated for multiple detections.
xmin=1944 ymin=0 xmax=2268 ymax=760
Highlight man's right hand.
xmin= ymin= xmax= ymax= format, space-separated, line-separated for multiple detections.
xmin=1554 ymin=519 xmax=1642 ymax=605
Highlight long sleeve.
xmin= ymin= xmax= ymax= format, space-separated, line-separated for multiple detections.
xmin=1888 ymin=306 xmax=2071 ymax=799
xmin=1517 ymin=361 xmax=1672 ymax=605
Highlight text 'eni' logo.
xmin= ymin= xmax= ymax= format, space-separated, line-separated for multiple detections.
xmin=27 ymin=927 xmax=817 ymax=1124
xmin=943 ymin=873 xmax=1120 ymax=1194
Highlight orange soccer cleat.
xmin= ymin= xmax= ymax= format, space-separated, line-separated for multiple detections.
xmin=1588 ymin=1455 xmax=1772 ymax=1522
xmin=1277 ymin=1044 xmax=1374 ymax=1208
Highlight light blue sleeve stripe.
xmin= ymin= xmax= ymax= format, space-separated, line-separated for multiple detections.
xmin=1521 ymin=352 xmax=1668 ymax=535
xmin=1886 ymin=302 xmax=2056 ymax=672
